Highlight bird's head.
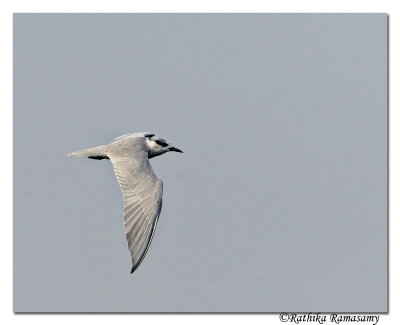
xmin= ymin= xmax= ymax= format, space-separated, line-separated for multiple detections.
xmin=145 ymin=135 xmax=183 ymax=159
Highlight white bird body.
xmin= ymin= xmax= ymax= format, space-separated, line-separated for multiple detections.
xmin=67 ymin=132 xmax=182 ymax=273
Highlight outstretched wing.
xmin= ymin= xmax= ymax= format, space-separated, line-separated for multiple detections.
xmin=107 ymin=140 xmax=163 ymax=273
xmin=112 ymin=132 xmax=155 ymax=142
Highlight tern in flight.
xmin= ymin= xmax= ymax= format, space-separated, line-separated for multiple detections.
xmin=67 ymin=132 xmax=183 ymax=273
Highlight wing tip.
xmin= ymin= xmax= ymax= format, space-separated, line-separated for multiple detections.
xmin=130 ymin=265 xmax=138 ymax=274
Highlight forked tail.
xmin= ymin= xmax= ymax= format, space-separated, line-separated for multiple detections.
xmin=66 ymin=145 xmax=109 ymax=160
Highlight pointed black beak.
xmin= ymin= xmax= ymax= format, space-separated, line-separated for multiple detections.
xmin=169 ymin=147 xmax=183 ymax=153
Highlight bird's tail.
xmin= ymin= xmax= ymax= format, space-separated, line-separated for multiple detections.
xmin=66 ymin=145 xmax=108 ymax=160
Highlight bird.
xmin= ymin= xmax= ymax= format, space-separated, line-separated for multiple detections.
xmin=67 ymin=132 xmax=183 ymax=273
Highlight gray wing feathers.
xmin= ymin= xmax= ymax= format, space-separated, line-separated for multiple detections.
xmin=112 ymin=132 xmax=155 ymax=142
xmin=108 ymin=144 xmax=163 ymax=273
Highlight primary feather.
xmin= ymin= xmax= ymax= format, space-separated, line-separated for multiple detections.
xmin=107 ymin=136 xmax=163 ymax=273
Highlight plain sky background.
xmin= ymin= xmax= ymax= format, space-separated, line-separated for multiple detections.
xmin=14 ymin=14 xmax=387 ymax=312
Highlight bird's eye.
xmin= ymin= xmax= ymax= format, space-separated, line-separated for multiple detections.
xmin=155 ymin=140 xmax=168 ymax=147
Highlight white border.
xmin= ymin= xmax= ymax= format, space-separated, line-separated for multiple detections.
xmin=2 ymin=1 xmax=396 ymax=325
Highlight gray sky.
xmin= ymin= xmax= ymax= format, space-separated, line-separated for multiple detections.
xmin=14 ymin=14 xmax=387 ymax=312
